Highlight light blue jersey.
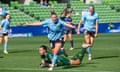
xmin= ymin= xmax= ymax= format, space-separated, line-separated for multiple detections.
xmin=82 ymin=12 xmax=99 ymax=31
xmin=41 ymin=19 xmax=66 ymax=41
xmin=0 ymin=19 xmax=10 ymax=33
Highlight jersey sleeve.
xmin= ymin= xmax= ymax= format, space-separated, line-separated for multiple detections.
xmin=59 ymin=19 xmax=67 ymax=26
xmin=69 ymin=17 xmax=72 ymax=22
xmin=81 ymin=15 xmax=86 ymax=21
xmin=41 ymin=19 xmax=49 ymax=27
xmin=96 ymin=14 xmax=99 ymax=22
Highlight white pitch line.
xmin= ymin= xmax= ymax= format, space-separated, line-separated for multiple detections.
xmin=0 ymin=68 xmax=113 ymax=72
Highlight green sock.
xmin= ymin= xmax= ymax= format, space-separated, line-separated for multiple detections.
xmin=71 ymin=48 xmax=86 ymax=61
xmin=76 ymin=48 xmax=86 ymax=61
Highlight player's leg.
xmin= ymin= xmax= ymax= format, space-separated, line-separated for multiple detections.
xmin=0 ymin=33 xmax=3 ymax=57
xmin=58 ymin=37 xmax=68 ymax=57
xmin=49 ymin=41 xmax=61 ymax=70
xmin=68 ymin=33 xmax=74 ymax=50
xmin=62 ymin=34 xmax=67 ymax=48
xmin=0 ymin=36 xmax=3 ymax=44
xmin=71 ymin=43 xmax=89 ymax=62
xmin=0 ymin=30 xmax=3 ymax=44
xmin=88 ymin=33 xmax=95 ymax=60
xmin=84 ymin=31 xmax=92 ymax=60
xmin=50 ymin=44 xmax=89 ymax=67
xmin=3 ymin=34 xmax=9 ymax=54
xmin=70 ymin=44 xmax=90 ymax=65
xmin=90 ymin=37 xmax=94 ymax=46
xmin=70 ymin=59 xmax=81 ymax=65
xmin=84 ymin=32 xmax=90 ymax=44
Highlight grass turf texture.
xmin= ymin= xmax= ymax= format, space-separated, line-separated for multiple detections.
xmin=0 ymin=33 xmax=120 ymax=72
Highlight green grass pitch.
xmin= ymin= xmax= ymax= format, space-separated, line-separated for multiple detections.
xmin=0 ymin=33 xmax=120 ymax=72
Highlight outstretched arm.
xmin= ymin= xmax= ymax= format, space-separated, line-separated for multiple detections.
xmin=65 ymin=23 xmax=75 ymax=29
xmin=0 ymin=25 xmax=2 ymax=29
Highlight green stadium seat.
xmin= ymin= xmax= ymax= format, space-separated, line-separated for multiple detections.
xmin=3 ymin=0 xmax=119 ymax=25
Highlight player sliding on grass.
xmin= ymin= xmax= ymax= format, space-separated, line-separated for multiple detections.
xmin=77 ymin=5 xmax=99 ymax=60
xmin=25 ymin=12 xmax=75 ymax=71
xmin=39 ymin=44 xmax=89 ymax=69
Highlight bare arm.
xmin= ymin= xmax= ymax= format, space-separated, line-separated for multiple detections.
xmin=41 ymin=59 xmax=45 ymax=64
xmin=77 ymin=20 xmax=83 ymax=34
xmin=0 ymin=25 xmax=2 ymax=29
xmin=95 ymin=22 xmax=99 ymax=37
xmin=65 ymin=23 xmax=75 ymax=29
xmin=25 ymin=21 xmax=42 ymax=26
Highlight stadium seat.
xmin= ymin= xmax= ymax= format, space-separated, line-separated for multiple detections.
xmin=2 ymin=0 xmax=120 ymax=25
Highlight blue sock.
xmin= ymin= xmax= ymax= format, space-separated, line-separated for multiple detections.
xmin=87 ymin=46 xmax=92 ymax=57
xmin=70 ymin=40 xmax=74 ymax=48
xmin=58 ymin=49 xmax=65 ymax=55
xmin=4 ymin=43 xmax=8 ymax=51
xmin=51 ymin=54 xmax=58 ymax=67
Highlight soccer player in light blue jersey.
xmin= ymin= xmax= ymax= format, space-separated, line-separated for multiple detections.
xmin=0 ymin=13 xmax=11 ymax=54
xmin=77 ymin=5 xmax=99 ymax=60
xmin=26 ymin=12 xmax=75 ymax=71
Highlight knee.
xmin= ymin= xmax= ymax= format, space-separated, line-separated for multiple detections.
xmin=0 ymin=40 xmax=2 ymax=44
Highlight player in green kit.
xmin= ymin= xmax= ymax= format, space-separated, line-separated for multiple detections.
xmin=39 ymin=44 xmax=90 ymax=68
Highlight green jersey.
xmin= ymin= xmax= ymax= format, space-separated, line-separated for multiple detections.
xmin=41 ymin=51 xmax=70 ymax=66
xmin=41 ymin=51 xmax=53 ymax=64
xmin=57 ymin=55 xmax=70 ymax=66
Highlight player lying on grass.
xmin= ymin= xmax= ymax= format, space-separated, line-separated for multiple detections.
xmin=39 ymin=44 xmax=90 ymax=69
xmin=25 ymin=12 xmax=75 ymax=71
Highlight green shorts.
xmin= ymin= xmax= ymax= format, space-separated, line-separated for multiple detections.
xmin=57 ymin=56 xmax=71 ymax=66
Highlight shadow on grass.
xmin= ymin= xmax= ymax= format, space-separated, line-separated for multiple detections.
xmin=62 ymin=62 xmax=96 ymax=69
xmin=0 ymin=56 xmax=4 ymax=58
xmin=93 ymin=56 xmax=119 ymax=60
xmin=62 ymin=65 xmax=81 ymax=69
xmin=9 ymin=50 xmax=34 ymax=53
xmin=73 ymin=47 xmax=82 ymax=49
